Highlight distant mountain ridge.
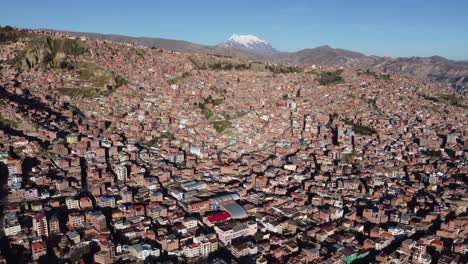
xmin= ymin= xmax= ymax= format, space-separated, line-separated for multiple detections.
xmin=47 ymin=30 xmax=208 ymax=52
xmin=45 ymin=29 xmax=468 ymax=94
xmin=272 ymin=45 xmax=368 ymax=66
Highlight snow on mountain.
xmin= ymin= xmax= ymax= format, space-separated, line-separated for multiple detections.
xmin=220 ymin=34 xmax=277 ymax=55
xmin=226 ymin=34 xmax=269 ymax=47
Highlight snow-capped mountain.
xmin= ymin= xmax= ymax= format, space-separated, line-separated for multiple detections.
xmin=219 ymin=34 xmax=277 ymax=55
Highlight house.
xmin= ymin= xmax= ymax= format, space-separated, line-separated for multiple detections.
xmin=229 ymin=241 xmax=257 ymax=258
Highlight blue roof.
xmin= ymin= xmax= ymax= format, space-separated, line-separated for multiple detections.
xmin=99 ymin=196 xmax=114 ymax=202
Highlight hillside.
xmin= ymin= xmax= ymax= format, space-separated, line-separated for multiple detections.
xmin=1 ymin=26 xmax=466 ymax=146
xmin=50 ymin=28 xmax=468 ymax=94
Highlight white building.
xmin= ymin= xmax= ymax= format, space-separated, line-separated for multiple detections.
xmin=389 ymin=226 xmax=405 ymax=236
xmin=66 ymin=197 xmax=80 ymax=209
xmin=130 ymin=244 xmax=160 ymax=260
xmin=263 ymin=220 xmax=283 ymax=234
xmin=115 ymin=165 xmax=128 ymax=182
xmin=7 ymin=175 xmax=22 ymax=189
xmin=96 ymin=196 xmax=116 ymax=208
xmin=183 ymin=235 xmax=218 ymax=258
xmin=214 ymin=220 xmax=257 ymax=245
xmin=181 ymin=181 xmax=207 ymax=192
xmin=4 ymin=213 xmax=21 ymax=236
xmin=182 ymin=217 xmax=198 ymax=229
xmin=6 ymin=159 xmax=21 ymax=176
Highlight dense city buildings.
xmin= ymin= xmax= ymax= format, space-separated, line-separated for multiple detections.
xmin=0 ymin=26 xmax=467 ymax=263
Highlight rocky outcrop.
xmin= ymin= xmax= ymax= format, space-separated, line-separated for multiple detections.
xmin=11 ymin=34 xmax=125 ymax=91
xmin=17 ymin=36 xmax=87 ymax=71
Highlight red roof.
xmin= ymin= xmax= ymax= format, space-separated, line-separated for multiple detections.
xmin=133 ymin=205 xmax=145 ymax=210
xmin=149 ymin=201 xmax=160 ymax=207
xmin=34 ymin=213 xmax=46 ymax=220
xmin=207 ymin=212 xmax=231 ymax=223
xmin=31 ymin=241 xmax=45 ymax=250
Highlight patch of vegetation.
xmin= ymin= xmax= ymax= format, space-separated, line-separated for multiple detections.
xmin=195 ymin=95 xmax=236 ymax=133
xmin=0 ymin=113 xmax=17 ymax=129
xmin=219 ymin=61 xmax=250 ymax=71
xmin=115 ymin=75 xmax=128 ymax=88
xmin=422 ymin=93 xmax=467 ymax=109
xmin=212 ymin=120 xmax=232 ymax=133
xmin=266 ymin=64 xmax=302 ymax=74
xmin=201 ymin=107 xmax=214 ymax=119
xmin=342 ymin=119 xmax=353 ymax=125
xmin=210 ymin=111 xmax=244 ymax=133
xmin=188 ymin=57 xmax=205 ymax=69
xmin=318 ymin=70 xmax=344 ymax=85
xmin=189 ymin=56 xmax=257 ymax=71
xmin=75 ymin=62 xmax=127 ymax=89
xmin=341 ymin=151 xmax=356 ymax=163
xmin=58 ymin=60 xmax=75 ymax=70
xmin=422 ymin=94 xmax=439 ymax=102
xmin=56 ymin=87 xmax=115 ymax=98
xmin=189 ymin=56 xmax=299 ymax=74
xmin=134 ymin=48 xmax=146 ymax=58
xmin=233 ymin=63 xmax=251 ymax=70
xmin=56 ymin=138 xmax=68 ymax=146
xmin=343 ymin=118 xmax=377 ymax=136
xmin=212 ymin=98 xmax=224 ymax=106
xmin=359 ymin=69 xmax=391 ymax=81
xmin=197 ymin=95 xmax=224 ymax=119
xmin=37 ymin=147 xmax=49 ymax=158
xmin=353 ymin=123 xmax=377 ymax=136
xmin=168 ymin=71 xmax=191 ymax=85
xmin=145 ymin=138 xmax=159 ymax=146
xmin=222 ymin=111 xmax=245 ymax=120
xmin=422 ymin=149 xmax=441 ymax=157
xmin=145 ymin=132 xmax=175 ymax=146
xmin=439 ymin=94 xmax=467 ymax=109
xmin=0 ymin=26 xmax=22 ymax=43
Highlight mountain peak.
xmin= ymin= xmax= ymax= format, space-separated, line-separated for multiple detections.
xmin=316 ymin=45 xmax=333 ymax=49
xmin=226 ymin=34 xmax=270 ymax=46
xmin=220 ymin=34 xmax=277 ymax=55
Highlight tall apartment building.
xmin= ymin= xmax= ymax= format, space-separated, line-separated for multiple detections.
xmin=33 ymin=213 xmax=49 ymax=237
xmin=114 ymin=165 xmax=128 ymax=182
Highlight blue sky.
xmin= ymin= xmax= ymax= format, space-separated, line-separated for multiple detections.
xmin=1 ymin=0 xmax=467 ymax=60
